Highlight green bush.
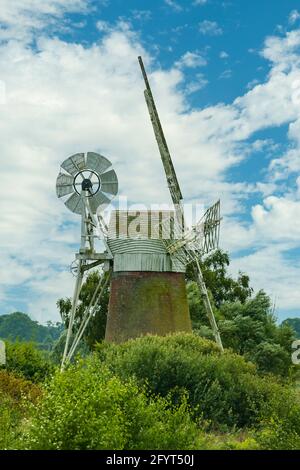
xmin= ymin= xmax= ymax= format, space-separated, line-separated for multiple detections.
xmin=0 ymin=394 xmax=22 ymax=449
xmin=253 ymin=385 xmax=300 ymax=450
xmin=21 ymin=357 xmax=205 ymax=450
xmin=95 ymin=333 xmax=299 ymax=431
xmin=4 ymin=341 xmax=54 ymax=383
xmin=2 ymin=333 xmax=299 ymax=450
xmin=0 ymin=370 xmax=41 ymax=402
xmin=0 ymin=370 xmax=42 ymax=450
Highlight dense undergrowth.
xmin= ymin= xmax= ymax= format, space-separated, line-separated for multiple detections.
xmin=1 ymin=333 xmax=300 ymax=450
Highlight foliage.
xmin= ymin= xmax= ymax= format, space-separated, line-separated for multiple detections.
xmin=0 ymin=312 xmax=63 ymax=350
xmin=188 ymin=253 xmax=294 ymax=378
xmin=186 ymin=250 xmax=253 ymax=307
xmin=0 ymin=370 xmax=42 ymax=449
xmin=21 ymin=358 xmax=203 ymax=450
xmin=50 ymin=330 xmax=90 ymax=365
xmin=187 ymin=281 xmax=220 ymax=333
xmin=282 ymin=318 xmax=300 ymax=339
xmin=4 ymin=341 xmax=54 ymax=383
xmin=95 ymin=333 xmax=298 ymax=431
xmin=1 ymin=333 xmax=300 ymax=450
xmin=218 ymin=291 xmax=295 ymax=377
xmin=255 ymin=388 xmax=300 ymax=450
xmin=57 ymin=271 xmax=109 ymax=350
xmin=0 ymin=370 xmax=41 ymax=402
xmin=186 ymin=250 xmax=295 ymax=378
xmin=0 ymin=394 xmax=23 ymax=450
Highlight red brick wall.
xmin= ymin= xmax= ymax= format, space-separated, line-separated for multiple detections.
xmin=105 ymin=271 xmax=192 ymax=343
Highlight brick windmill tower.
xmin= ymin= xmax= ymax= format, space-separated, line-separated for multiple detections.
xmin=104 ymin=209 xmax=191 ymax=342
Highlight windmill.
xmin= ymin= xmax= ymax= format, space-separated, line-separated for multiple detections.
xmin=137 ymin=56 xmax=223 ymax=351
xmin=56 ymin=58 xmax=223 ymax=370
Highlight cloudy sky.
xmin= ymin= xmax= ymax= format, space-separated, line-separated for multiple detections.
xmin=0 ymin=0 xmax=300 ymax=323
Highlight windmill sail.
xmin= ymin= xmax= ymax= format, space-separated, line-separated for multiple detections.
xmin=138 ymin=56 xmax=183 ymax=218
xmin=203 ymin=200 xmax=221 ymax=254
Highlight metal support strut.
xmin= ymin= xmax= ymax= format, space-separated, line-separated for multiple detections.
xmin=194 ymin=258 xmax=224 ymax=352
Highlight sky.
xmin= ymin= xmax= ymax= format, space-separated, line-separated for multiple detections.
xmin=0 ymin=0 xmax=300 ymax=324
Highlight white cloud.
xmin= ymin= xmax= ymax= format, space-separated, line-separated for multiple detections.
xmin=246 ymin=78 xmax=259 ymax=90
xmin=230 ymin=246 xmax=300 ymax=313
xmin=251 ymin=196 xmax=300 ymax=243
xmin=164 ymin=0 xmax=182 ymax=12
xmin=131 ymin=10 xmax=152 ymax=21
xmin=219 ymin=69 xmax=232 ymax=79
xmin=1 ymin=7 xmax=300 ymax=321
xmin=289 ymin=9 xmax=300 ymax=25
xmin=269 ymin=147 xmax=300 ymax=181
xmin=185 ymin=73 xmax=208 ymax=94
xmin=261 ymin=29 xmax=300 ymax=71
xmin=198 ymin=20 xmax=223 ymax=36
xmin=219 ymin=51 xmax=229 ymax=59
xmin=0 ymin=0 xmax=91 ymax=41
xmin=96 ymin=20 xmax=111 ymax=33
xmin=175 ymin=51 xmax=207 ymax=68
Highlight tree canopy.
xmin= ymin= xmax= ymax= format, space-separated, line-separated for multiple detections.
xmin=0 ymin=312 xmax=62 ymax=350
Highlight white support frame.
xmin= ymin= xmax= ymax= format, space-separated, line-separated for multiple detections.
xmin=60 ymin=191 xmax=112 ymax=371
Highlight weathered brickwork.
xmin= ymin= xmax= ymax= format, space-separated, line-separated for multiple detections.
xmin=105 ymin=271 xmax=192 ymax=343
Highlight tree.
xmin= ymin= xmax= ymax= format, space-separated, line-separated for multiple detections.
xmin=57 ymin=270 xmax=110 ymax=350
xmin=0 ymin=312 xmax=62 ymax=350
xmin=282 ymin=318 xmax=300 ymax=339
xmin=186 ymin=250 xmax=295 ymax=378
xmin=4 ymin=341 xmax=53 ymax=382
xmin=218 ymin=291 xmax=295 ymax=377
xmin=186 ymin=250 xmax=253 ymax=307
xmin=186 ymin=249 xmax=253 ymax=336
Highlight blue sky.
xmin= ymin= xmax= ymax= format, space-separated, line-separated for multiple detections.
xmin=0 ymin=0 xmax=300 ymax=323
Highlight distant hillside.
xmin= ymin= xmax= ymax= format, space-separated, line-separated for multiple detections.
xmin=0 ymin=312 xmax=63 ymax=350
xmin=282 ymin=318 xmax=300 ymax=339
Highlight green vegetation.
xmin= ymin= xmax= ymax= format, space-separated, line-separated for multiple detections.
xmin=95 ymin=334 xmax=297 ymax=430
xmin=56 ymin=250 xmax=296 ymax=380
xmin=1 ymin=333 xmax=299 ymax=450
xmin=1 ymin=249 xmax=299 ymax=450
xmin=188 ymin=251 xmax=295 ymax=378
xmin=0 ymin=312 xmax=62 ymax=350
xmin=5 ymin=341 xmax=54 ymax=383
xmin=187 ymin=250 xmax=253 ymax=307
xmin=283 ymin=318 xmax=300 ymax=339
xmin=21 ymin=359 xmax=201 ymax=450
xmin=0 ymin=369 xmax=42 ymax=449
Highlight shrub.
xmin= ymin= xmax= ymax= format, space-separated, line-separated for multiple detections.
xmin=21 ymin=357 xmax=204 ymax=450
xmin=0 ymin=370 xmax=42 ymax=450
xmin=4 ymin=341 xmax=54 ymax=382
xmin=0 ymin=394 xmax=22 ymax=449
xmin=95 ymin=333 xmax=299 ymax=431
xmin=0 ymin=370 xmax=41 ymax=403
xmin=254 ymin=386 xmax=300 ymax=450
